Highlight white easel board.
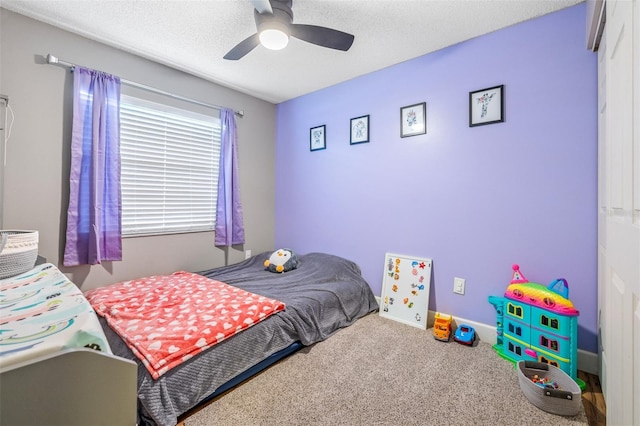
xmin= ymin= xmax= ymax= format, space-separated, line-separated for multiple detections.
xmin=379 ymin=253 xmax=432 ymax=330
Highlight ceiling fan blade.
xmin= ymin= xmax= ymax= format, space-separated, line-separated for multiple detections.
xmin=223 ymin=33 xmax=261 ymax=60
xmin=289 ymin=24 xmax=354 ymax=51
xmin=251 ymin=0 xmax=273 ymax=15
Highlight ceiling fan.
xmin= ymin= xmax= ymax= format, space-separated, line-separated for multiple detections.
xmin=223 ymin=0 xmax=355 ymax=60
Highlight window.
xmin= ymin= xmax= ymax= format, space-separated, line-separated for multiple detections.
xmin=540 ymin=356 xmax=559 ymax=368
xmin=506 ymin=323 xmax=522 ymax=336
xmin=508 ymin=342 xmax=522 ymax=356
xmin=120 ymin=95 xmax=221 ymax=236
xmin=540 ymin=335 xmax=560 ymax=352
xmin=541 ymin=314 xmax=560 ymax=330
xmin=507 ymin=303 xmax=523 ymax=318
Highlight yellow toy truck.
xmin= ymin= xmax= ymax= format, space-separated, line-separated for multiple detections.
xmin=433 ymin=312 xmax=453 ymax=341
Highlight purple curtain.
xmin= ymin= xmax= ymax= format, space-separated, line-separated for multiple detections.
xmin=215 ymin=108 xmax=245 ymax=246
xmin=63 ymin=66 xmax=122 ymax=266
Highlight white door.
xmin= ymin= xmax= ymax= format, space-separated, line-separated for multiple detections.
xmin=596 ymin=21 xmax=607 ymax=398
xmin=599 ymin=0 xmax=640 ymax=424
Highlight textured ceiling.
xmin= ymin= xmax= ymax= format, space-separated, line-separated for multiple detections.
xmin=1 ymin=0 xmax=583 ymax=104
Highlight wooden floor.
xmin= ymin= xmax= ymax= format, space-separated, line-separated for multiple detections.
xmin=579 ymin=370 xmax=606 ymax=426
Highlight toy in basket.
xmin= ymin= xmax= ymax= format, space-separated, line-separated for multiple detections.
xmin=517 ymin=361 xmax=582 ymax=416
xmin=0 ymin=230 xmax=39 ymax=279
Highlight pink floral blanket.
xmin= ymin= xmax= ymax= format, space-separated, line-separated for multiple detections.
xmin=85 ymin=271 xmax=285 ymax=379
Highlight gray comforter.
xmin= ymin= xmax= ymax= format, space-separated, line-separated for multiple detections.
xmin=99 ymin=252 xmax=378 ymax=426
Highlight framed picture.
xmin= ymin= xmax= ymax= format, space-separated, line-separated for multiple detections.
xmin=400 ymin=102 xmax=426 ymax=138
xmin=350 ymin=115 xmax=370 ymax=145
xmin=310 ymin=125 xmax=326 ymax=151
xmin=469 ymin=85 xmax=504 ymax=127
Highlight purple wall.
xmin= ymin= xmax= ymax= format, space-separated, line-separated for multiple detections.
xmin=275 ymin=4 xmax=597 ymax=352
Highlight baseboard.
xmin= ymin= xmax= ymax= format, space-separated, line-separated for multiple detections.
xmin=372 ymin=297 xmax=598 ymax=376
xmin=577 ymin=349 xmax=598 ymax=375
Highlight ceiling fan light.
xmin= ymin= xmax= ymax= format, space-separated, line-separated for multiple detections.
xmin=259 ymin=29 xmax=289 ymax=50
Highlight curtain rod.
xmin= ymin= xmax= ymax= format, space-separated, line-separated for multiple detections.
xmin=46 ymin=54 xmax=244 ymax=118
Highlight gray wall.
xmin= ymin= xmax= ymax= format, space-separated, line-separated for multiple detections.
xmin=0 ymin=9 xmax=276 ymax=290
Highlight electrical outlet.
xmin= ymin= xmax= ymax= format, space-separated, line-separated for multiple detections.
xmin=453 ymin=277 xmax=465 ymax=295
xmin=245 ymin=250 xmax=252 ymax=259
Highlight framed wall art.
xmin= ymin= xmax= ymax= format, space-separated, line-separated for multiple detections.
xmin=350 ymin=115 xmax=370 ymax=145
xmin=379 ymin=252 xmax=432 ymax=330
xmin=469 ymin=85 xmax=504 ymax=127
xmin=310 ymin=125 xmax=326 ymax=151
xmin=400 ymin=102 xmax=426 ymax=138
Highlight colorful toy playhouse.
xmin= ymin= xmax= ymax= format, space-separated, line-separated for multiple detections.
xmin=488 ymin=265 xmax=583 ymax=388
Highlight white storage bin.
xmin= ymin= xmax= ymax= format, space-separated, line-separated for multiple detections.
xmin=0 ymin=230 xmax=39 ymax=279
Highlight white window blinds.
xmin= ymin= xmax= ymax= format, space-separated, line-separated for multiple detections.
xmin=120 ymin=95 xmax=221 ymax=236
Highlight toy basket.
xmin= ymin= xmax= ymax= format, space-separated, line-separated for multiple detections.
xmin=517 ymin=360 xmax=582 ymax=416
xmin=0 ymin=230 xmax=39 ymax=279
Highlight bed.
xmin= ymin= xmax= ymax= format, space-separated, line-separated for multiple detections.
xmin=95 ymin=251 xmax=379 ymax=426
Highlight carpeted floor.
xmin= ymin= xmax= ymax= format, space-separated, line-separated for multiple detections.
xmin=184 ymin=312 xmax=588 ymax=426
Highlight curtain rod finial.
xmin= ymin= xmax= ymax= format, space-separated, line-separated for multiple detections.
xmin=46 ymin=54 xmax=59 ymax=64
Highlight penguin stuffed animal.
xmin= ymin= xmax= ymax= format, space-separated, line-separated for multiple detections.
xmin=264 ymin=248 xmax=298 ymax=273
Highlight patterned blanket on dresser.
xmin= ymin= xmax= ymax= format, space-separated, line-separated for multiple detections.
xmin=0 ymin=263 xmax=111 ymax=368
